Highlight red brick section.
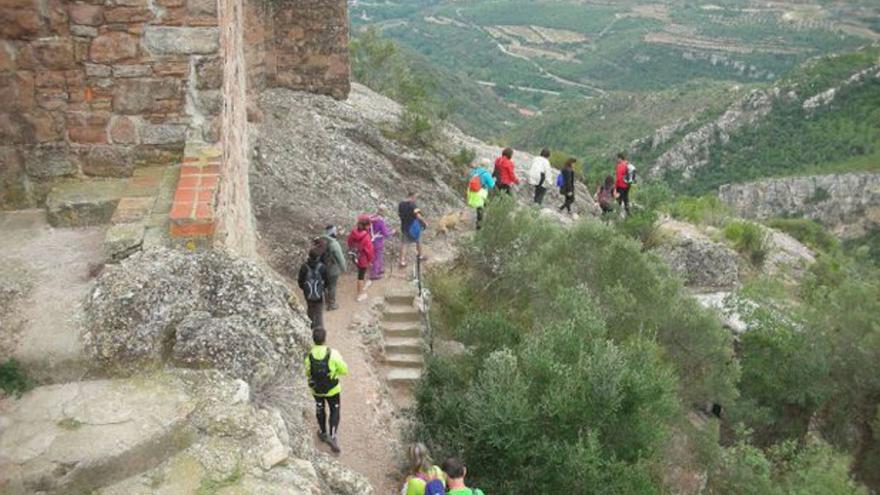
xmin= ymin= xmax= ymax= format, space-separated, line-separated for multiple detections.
xmin=169 ymin=147 xmax=221 ymax=239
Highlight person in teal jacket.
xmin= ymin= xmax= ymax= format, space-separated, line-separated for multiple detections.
xmin=304 ymin=326 xmax=348 ymax=453
xmin=468 ymin=159 xmax=495 ymax=230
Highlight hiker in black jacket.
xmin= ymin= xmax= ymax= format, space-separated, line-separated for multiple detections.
xmin=558 ymin=157 xmax=576 ymax=214
xmin=298 ymin=248 xmax=329 ymax=329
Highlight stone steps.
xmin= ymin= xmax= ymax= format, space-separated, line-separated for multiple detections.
xmin=382 ymin=305 xmax=421 ymax=324
xmin=386 ymin=367 xmax=422 ymax=386
xmin=384 ymin=337 xmax=423 ymax=355
xmin=384 ymin=353 xmax=424 ymax=368
xmin=382 ymin=321 xmax=421 ymax=338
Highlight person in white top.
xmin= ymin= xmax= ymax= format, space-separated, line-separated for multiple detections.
xmin=527 ymin=148 xmax=554 ymax=205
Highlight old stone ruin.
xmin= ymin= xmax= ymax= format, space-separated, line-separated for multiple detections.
xmin=1 ymin=0 xmax=349 ymax=256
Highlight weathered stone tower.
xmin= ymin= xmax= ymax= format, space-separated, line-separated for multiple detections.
xmin=0 ymin=0 xmax=350 ymax=255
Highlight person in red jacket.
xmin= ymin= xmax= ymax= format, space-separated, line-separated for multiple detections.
xmin=347 ymin=215 xmax=375 ymax=302
xmin=493 ymin=147 xmax=519 ymax=195
xmin=614 ymin=152 xmax=634 ymax=217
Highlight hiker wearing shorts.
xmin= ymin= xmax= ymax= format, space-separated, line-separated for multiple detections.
xmin=398 ymin=192 xmax=427 ymax=268
xmin=468 ymin=160 xmax=495 ymax=230
xmin=347 ymin=214 xmax=375 ymax=303
xmin=304 ymin=327 xmax=348 ymax=454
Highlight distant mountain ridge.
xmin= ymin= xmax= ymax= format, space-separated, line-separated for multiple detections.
xmin=635 ymin=46 xmax=880 ymax=193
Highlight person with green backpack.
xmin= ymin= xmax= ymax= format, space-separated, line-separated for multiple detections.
xmin=304 ymin=327 xmax=348 ymax=454
xmin=467 ymin=159 xmax=495 ymax=230
xmin=442 ymin=457 xmax=484 ymax=495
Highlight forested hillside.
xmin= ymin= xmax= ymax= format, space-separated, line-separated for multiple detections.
xmin=640 ymin=47 xmax=880 ymax=193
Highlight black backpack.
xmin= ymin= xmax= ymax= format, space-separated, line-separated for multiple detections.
xmin=304 ymin=264 xmax=325 ymax=302
xmin=308 ymin=349 xmax=338 ymax=394
xmin=313 ymin=237 xmax=335 ymax=268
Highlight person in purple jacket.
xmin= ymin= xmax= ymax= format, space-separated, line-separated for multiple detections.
xmin=369 ymin=205 xmax=393 ymax=281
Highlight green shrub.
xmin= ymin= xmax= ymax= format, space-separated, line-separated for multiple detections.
xmin=450 ymin=147 xmax=477 ymax=169
xmin=667 ymin=195 xmax=732 ymax=226
xmin=766 ymin=218 xmax=838 ymax=253
xmin=615 ymin=209 xmax=661 ymax=250
xmin=708 ymin=436 xmax=866 ymax=495
xmin=0 ymin=359 xmax=33 ymax=398
xmin=724 ymin=221 xmax=769 ymax=266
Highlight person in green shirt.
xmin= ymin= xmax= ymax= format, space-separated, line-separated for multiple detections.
xmin=442 ymin=457 xmax=485 ymax=495
xmin=402 ymin=442 xmax=446 ymax=495
xmin=303 ymin=326 xmax=348 ymax=453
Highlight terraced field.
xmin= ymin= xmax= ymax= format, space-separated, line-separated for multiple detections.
xmin=351 ymin=0 xmax=878 ymax=113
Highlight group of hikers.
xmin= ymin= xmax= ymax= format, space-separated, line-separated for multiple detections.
xmin=295 ymin=147 xmax=637 ymax=492
xmin=467 ymin=148 xmax=637 ymax=229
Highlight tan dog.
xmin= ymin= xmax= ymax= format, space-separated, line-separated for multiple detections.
xmin=435 ymin=210 xmax=467 ymax=236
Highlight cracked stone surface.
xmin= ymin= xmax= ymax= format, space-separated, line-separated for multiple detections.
xmin=0 ymin=376 xmax=196 ymax=494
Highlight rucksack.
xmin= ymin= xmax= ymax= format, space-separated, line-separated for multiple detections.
xmin=308 ymin=349 xmax=338 ymax=394
xmin=468 ymin=174 xmax=482 ymax=192
xmin=425 ymin=479 xmax=445 ymax=495
xmin=304 ymin=264 xmax=325 ymax=302
xmin=624 ymin=163 xmax=637 ymax=185
xmin=556 ymin=172 xmax=564 ymax=188
xmin=598 ymin=185 xmax=613 ymax=207
xmin=415 ymin=472 xmax=446 ymax=495
xmin=313 ymin=237 xmax=335 ymax=268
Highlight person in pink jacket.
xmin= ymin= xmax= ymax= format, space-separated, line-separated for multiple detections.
xmin=347 ymin=214 xmax=375 ymax=302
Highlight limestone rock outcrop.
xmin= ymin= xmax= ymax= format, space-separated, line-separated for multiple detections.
xmin=252 ymin=83 xmax=596 ymax=277
xmin=0 ymin=370 xmax=372 ymax=495
xmin=654 ymin=220 xmax=740 ymax=290
xmin=718 ymin=172 xmax=880 ymax=238
xmin=84 ymin=248 xmax=310 ymax=384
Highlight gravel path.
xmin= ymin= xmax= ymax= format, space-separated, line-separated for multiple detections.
xmin=312 ymin=270 xmax=410 ymax=494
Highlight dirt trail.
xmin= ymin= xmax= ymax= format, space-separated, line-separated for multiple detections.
xmin=0 ymin=210 xmax=104 ymax=383
xmin=311 ymin=269 xmax=414 ymax=494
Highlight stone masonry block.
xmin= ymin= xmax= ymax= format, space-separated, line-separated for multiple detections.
xmin=141 ymin=124 xmax=187 ymax=145
xmin=81 ymin=144 xmax=135 ymax=177
xmin=24 ymin=144 xmax=77 ymax=179
xmin=109 ymin=115 xmax=139 ymax=144
xmin=144 ymin=26 xmax=219 ymax=55
xmin=112 ymin=78 xmax=181 ymax=114
xmin=68 ymin=2 xmax=103 ymax=26
xmin=90 ymin=32 xmax=138 ymax=63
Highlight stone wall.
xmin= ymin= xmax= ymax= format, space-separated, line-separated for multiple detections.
xmin=214 ymin=0 xmax=256 ymax=256
xmin=0 ymin=0 xmax=224 ymax=208
xmin=265 ymin=0 xmax=350 ymax=100
xmin=1 ymin=0 xmax=350 ymax=212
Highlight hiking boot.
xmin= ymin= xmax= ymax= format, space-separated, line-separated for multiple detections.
xmin=364 ymin=280 xmax=373 ymax=289
xmin=328 ymin=303 xmax=339 ymax=311
xmin=356 ymin=293 xmax=368 ymax=303
xmin=318 ymin=432 xmax=330 ymax=444
xmin=328 ymin=436 xmax=341 ymax=454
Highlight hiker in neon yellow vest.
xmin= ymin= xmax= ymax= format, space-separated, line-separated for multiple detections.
xmin=303 ymin=327 xmax=348 ymax=454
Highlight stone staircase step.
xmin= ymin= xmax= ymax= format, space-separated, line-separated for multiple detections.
xmin=385 ymin=353 xmax=424 ymax=368
xmin=383 ymin=306 xmax=421 ymax=324
xmin=383 ymin=324 xmax=421 ymax=339
xmin=385 ymin=337 xmax=423 ymax=354
xmin=387 ymin=367 xmax=422 ymax=385
xmin=385 ymin=292 xmax=416 ymax=306
xmin=45 ymin=179 xmax=128 ymax=227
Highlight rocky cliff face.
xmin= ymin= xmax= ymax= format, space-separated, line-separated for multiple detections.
xmin=718 ymin=172 xmax=880 ymax=238
xmin=251 ymin=83 xmax=596 ymax=276
xmin=647 ymin=88 xmax=779 ymax=180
